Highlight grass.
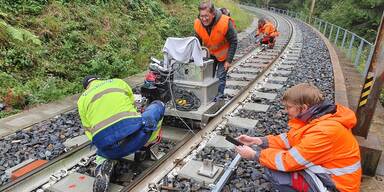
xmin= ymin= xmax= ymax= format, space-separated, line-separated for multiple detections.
xmin=214 ymin=0 xmax=254 ymax=32
xmin=0 ymin=0 xmax=200 ymax=118
xmin=0 ymin=0 xmax=255 ymax=118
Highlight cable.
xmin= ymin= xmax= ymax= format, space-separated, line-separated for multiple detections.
xmin=166 ymin=65 xmax=197 ymax=135
xmin=173 ymin=88 xmax=201 ymax=111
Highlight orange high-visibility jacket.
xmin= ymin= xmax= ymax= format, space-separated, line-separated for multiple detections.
xmin=194 ymin=15 xmax=231 ymax=62
xmin=257 ymin=21 xmax=279 ymax=37
xmin=259 ymin=104 xmax=361 ymax=192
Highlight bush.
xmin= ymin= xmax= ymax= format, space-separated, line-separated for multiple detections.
xmin=0 ymin=0 xmax=257 ymax=116
xmin=0 ymin=0 xmax=201 ymax=116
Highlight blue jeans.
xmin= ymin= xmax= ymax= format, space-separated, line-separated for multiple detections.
xmin=212 ymin=60 xmax=227 ymax=95
xmin=93 ymin=101 xmax=165 ymax=159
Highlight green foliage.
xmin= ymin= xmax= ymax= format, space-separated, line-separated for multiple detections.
xmin=240 ymin=0 xmax=383 ymax=42
xmin=320 ymin=0 xmax=382 ymax=42
xmin=0 ymin=0 xmax=201 ymax=116
xmin=0 ymin=0 xmax=253 ymax=116
xmin=0 ymin=0 xmax=48 ymax=15
xmin=0 ymin=20 xmax=42 ymax=46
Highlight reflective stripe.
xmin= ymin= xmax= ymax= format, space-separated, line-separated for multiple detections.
xmin=289 ymin=147 xmax=361 ymax=176
xmin=328 ymin=161 xmax=361 ymax=176
xmin=307 ymin=165 xmax=329 ymax=174
xmin=275 ymin=151 xmax=286 ymax=171
xmin=279 ymin=133 xmax=291 ymax=149
xmin=289 ymin=147 xmax=314 ymax=167
xmin=304 ymin=169 xmax=328 ymax=192
xmin=91 ymin=88 xmax=127 ymax=103
xmin=83 ymin=126 xmax=91 ymax=132
xmin=91 ymin=111 xmax=140 ymax=134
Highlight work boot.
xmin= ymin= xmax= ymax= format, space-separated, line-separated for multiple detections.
xmin=93 ymin=160 xmax=116 ymax=192
xmin=134 ymin=148 xmax=152 ymax=162
xmin=268 ymin=42 xmax=275 ymax=49
xmin=260 ymin=44 xmax=268 ymax=51
xmin=213 ymin=93 xmax=224 ymax=102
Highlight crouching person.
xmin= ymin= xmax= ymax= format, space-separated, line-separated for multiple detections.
xmin=77 ymin=76 xmax=165 ymax=192
xmin=235 ymin=83 xmax=361 ymax=192
xmin=255 ymin=18 xmax=279 ymax=49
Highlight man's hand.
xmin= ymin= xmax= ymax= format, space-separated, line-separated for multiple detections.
xmin=237 ymin=135 xmax=263 ymax=146
xmin=224 ymin=61 xmax=231 ymax=71
xmin=235 ymin=145 xmax=257 ymax=160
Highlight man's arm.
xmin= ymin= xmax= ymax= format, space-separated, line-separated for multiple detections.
xmin=261 ymin=133 xmax=292 ymax=149
xmin=225 ymin=20 xmax=238 ymax=64
xmin=77 ymin=98 xmax=92 ymax=139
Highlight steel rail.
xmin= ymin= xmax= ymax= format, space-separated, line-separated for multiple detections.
xmin=3 ymin=6 xmax=292 ymax=192
xmin=211 ymin=9 xmax=296 ymax=191
xmin=125 ymin=7 xmax=294 ymax=192
xmin=202 ymin=10 xmax=281 ymax=121
xmin=0 ymin=142 xmax=94 ymax=192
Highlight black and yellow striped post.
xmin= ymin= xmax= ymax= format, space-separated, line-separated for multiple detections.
xmin=353 ymin=13 xmax=384 ymax=176
xmin=353 ymin=12 xmax=384 ymax=138
xmin=358 ymin=73 xmax=374 ymax=108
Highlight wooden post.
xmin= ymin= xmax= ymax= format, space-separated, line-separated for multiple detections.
xmin=309 ymin=0 xmax=316 ymax=24
xmin=353 ymin=11 xmax=384 ymax=176
xmin=353 ymin=12 xmax=384 ymax=138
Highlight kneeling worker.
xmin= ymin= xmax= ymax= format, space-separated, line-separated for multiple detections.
xmin=255 ymin=18 xmax=279 ymax=48
xmin=236 ymin=83 xmax=361 ymax=192
xmin=77 ymin=76 xmax=165 ymax=192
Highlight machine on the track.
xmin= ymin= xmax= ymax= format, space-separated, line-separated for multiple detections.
xmin=140 ymin=41 xmax=223 ymax=127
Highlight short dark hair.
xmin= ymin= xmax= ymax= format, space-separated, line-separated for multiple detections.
xmin=198 ymin=1 xmax=215 ymax=13
xmin=82 ymin=75 xmax=99 ymax=89
xmin=258 ymin=18 xmax=266 ymax=24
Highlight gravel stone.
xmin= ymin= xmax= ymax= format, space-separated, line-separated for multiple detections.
xmin=0 ymin=110 xmax=84 ymax=185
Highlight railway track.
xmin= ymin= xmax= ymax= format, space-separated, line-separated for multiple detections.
xmin=126 ymin=7 xmax=298 ymax=192
xmin=0 ymin=5 xmax=338 ymax=192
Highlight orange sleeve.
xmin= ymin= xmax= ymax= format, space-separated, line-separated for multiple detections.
xmin=259 ymin=129 xmax=333 ymax=172
xmin=266 ymin=133 xmax=291 ymax=149
xmin=264 ymin=25 xmax=273 ymax=36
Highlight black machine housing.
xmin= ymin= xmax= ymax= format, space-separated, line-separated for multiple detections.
xmin=140 ymin=60 xmax=172 ymax=104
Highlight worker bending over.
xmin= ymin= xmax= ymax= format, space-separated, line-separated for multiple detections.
xmin=236 ymin=83 xmax=361 ymax=192
xmin=77 ymin=76 xmax=165 ymax=192
xmin=255 ymin=18 xmax=279 ymax=49
xmin=194 ymin=1 xmax=238 ymax=101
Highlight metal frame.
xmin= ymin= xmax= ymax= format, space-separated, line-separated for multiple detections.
xmin=265 ymin=5 xmax=374 ymax=79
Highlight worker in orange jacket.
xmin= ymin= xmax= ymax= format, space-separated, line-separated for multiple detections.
xmin=255 ymin=18 xmax=279 ymax=48
xmin=236 ymin=83 xmax=361 ymax=192
xmin=194 ymin=1 xmax=237 ymax=101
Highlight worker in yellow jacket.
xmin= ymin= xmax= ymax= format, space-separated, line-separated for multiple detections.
xmin=77 ymin=76 xmax=165 ymax=192
xmin=236 ymin=83 xmax=361 ymax=192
